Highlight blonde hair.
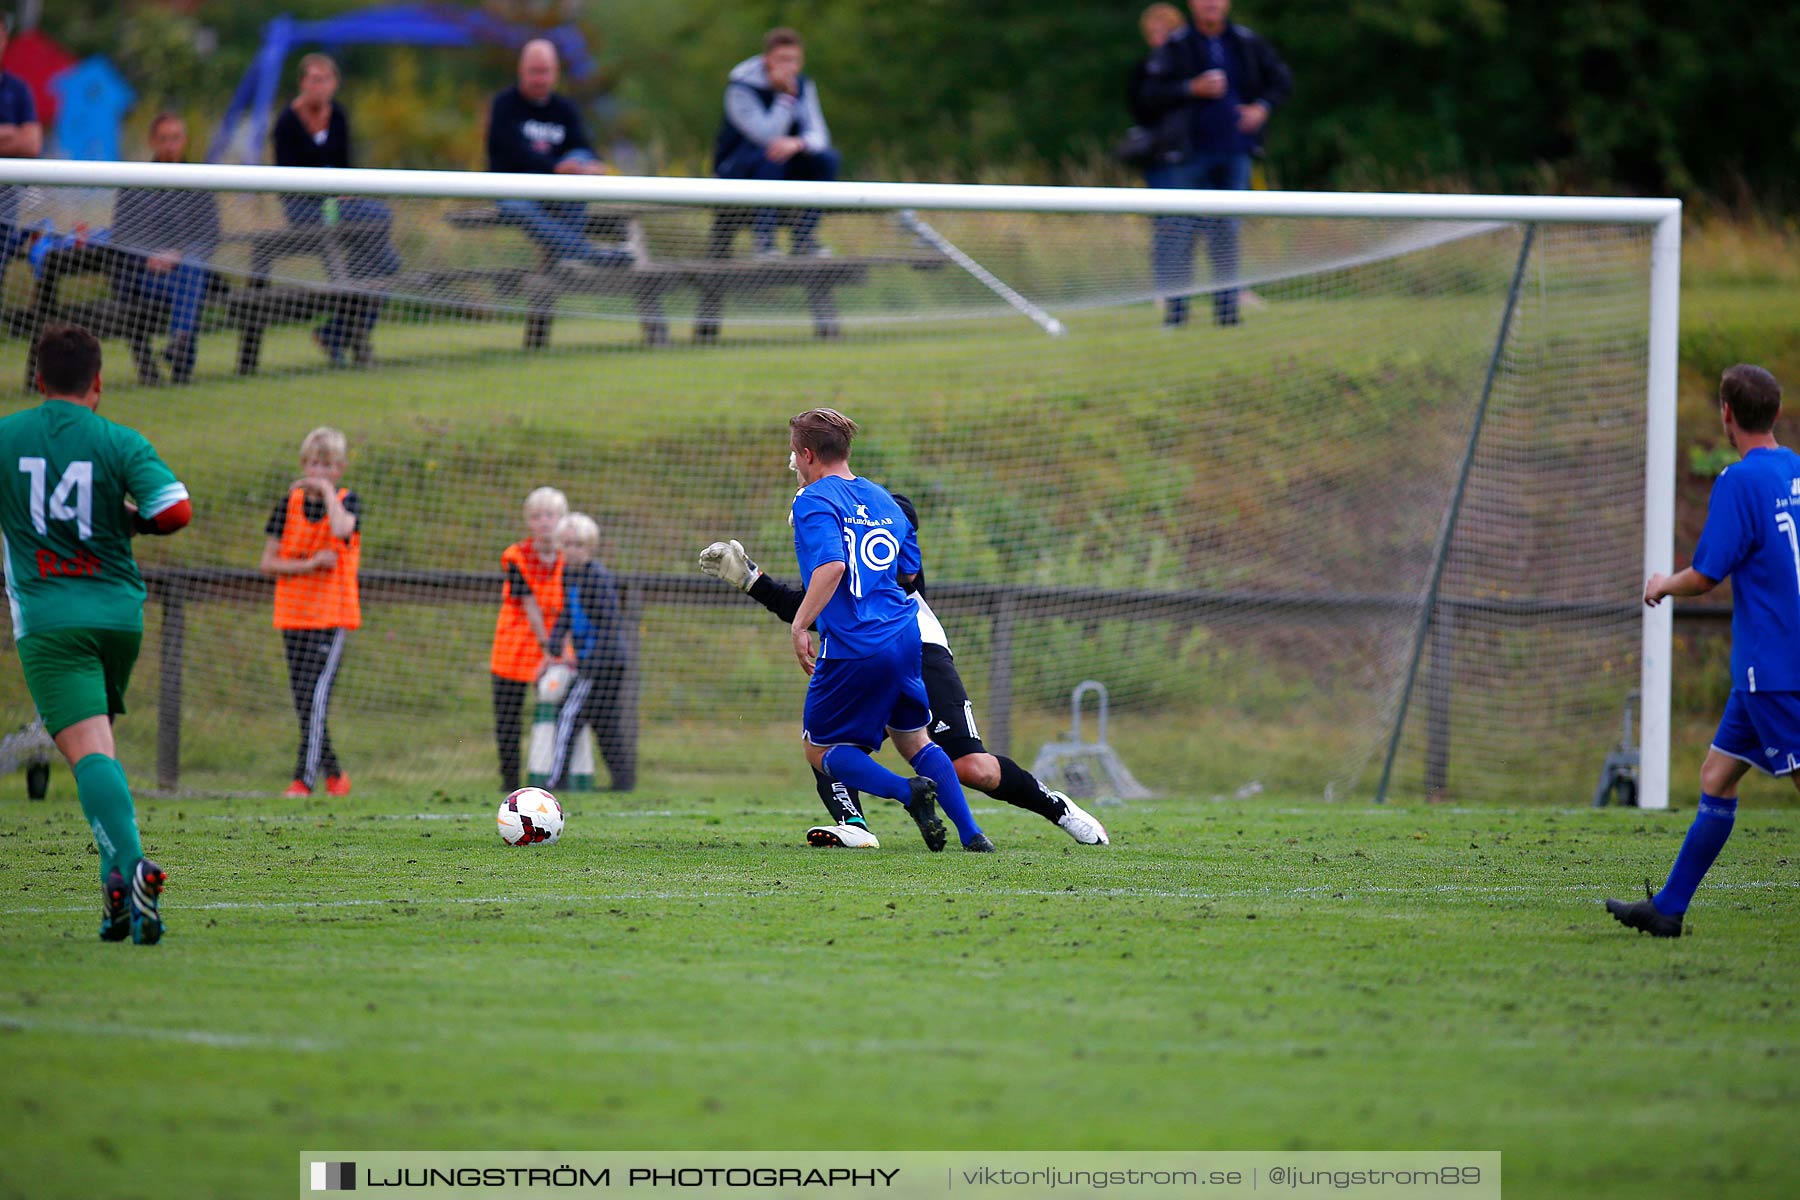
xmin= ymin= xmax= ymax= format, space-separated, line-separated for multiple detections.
xmin=556 ymin=512 xmax=600 ymax=551
xmin=1141 ymin=2 xmax=1183 ymax=39
xmin=299 ymin=426 xmax=347 ymax=467
xmin=524 ymin=486 xmax=568 ymax=520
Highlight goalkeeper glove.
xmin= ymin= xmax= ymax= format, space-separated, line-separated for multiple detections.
xmin=699 ymin=539 xmax=762 ymax=592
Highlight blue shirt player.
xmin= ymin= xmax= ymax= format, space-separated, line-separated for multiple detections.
xmin=786 ymin=408 xmax=989 ymax=852
xmin=1609 ymin=365 xmax=1800 ymax=937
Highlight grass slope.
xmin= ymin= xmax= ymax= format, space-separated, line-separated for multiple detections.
xmin=1 ymin=790 xmax=1795 ymax=1200
xmin=0 ymin=280 xmax=1652 ymax=803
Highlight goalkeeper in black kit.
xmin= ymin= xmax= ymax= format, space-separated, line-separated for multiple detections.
xmin=700 ymin=494 xmax=1108 ymax=848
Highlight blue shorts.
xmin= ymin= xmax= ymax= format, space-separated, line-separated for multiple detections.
xmin=802 ymin=624 xmax=930 ymax=752
xmin=1711 ymin=689 xmax=1800 ymax=777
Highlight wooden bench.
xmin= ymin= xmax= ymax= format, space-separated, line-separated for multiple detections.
xmin=17 ymin=208 xmax=950 ymax=385
xmin=224 ymin=221 xmax=394 ymax=374
xmin=21 ymin=243 xmax=227 ymax=389
xmin=441 ymin=205 xmax=943 ymax=346
xmin=442 ymin=206 xmax=667 ymax=346
xmin=19 ymin=225 xmax=396 ymax=388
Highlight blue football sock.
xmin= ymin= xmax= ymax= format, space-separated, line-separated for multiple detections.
xmin=820 ymin=746 xmax=911 ymax=803
xmin=910 ymin=742 xmax=981 ymax=845
xmin=1653 ymin=792 xmax=1737 ymax=915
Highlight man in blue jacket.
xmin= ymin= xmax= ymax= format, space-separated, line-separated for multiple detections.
xmin=713 ymin=28 xmax=839 ymax=256
xmin=1136 ymin=0 xmax=1291 ymax=327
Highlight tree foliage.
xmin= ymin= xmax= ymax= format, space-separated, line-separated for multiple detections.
xmin=601 ymin=0 xmax=1800 ymax=200
xmin=36 ymin=0 xmax=1800 ymax=202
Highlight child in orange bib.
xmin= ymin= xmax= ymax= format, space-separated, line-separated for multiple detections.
xmin=259 ymin=426 xmax=360 ymax=797
xmin=490 ymin=486 xmax=567 ymax=793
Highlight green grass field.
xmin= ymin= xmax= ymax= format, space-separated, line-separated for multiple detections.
xmin=1 ymin=790 xmax=1795 ymax=1199
xmin=4 ymin=215 xmax=1800 ymax=1199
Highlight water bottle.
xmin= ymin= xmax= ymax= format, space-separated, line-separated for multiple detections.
xmin=323 ymin=197 xmax=340 ymax=226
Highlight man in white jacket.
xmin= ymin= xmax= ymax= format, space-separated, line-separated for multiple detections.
xmin=711 ymin=27 xmax=840 ymax=256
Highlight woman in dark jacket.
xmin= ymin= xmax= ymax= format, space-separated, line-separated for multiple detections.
xmin=1128 ymin=3 xmax=1186 ymax=131
xmin=272 ymin=54 xmax=398 ymax=365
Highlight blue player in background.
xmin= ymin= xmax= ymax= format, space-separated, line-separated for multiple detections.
xmin=785 ymin=408 xmax=990 ymax=852
xmin=1609 ymin=365 xmax=1800 ymax=937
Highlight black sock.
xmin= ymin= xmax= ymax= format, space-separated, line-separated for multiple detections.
xmin=991 ymin=756 xmax=1064 ymax=822
xmin=812 ymin=767 xmax=865 ymax=826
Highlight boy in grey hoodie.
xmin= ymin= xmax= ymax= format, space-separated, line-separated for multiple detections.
xmin=711 ymin=28 xmax=839 ymax=255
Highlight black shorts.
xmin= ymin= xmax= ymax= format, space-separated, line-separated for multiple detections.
xmin=922 ymin=642 xmax=985 ymax=760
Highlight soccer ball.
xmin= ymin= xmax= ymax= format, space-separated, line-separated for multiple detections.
xmin=497 ymin=786 xmax=564 ymax=846
xmin=536 ymin=662 xmax=576 ymax=706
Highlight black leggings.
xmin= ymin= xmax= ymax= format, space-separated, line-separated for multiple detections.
xmin=492 ymin=674 xmax=530 ymax=793
xmin=283 ymin=627 xmax=347 ymax=787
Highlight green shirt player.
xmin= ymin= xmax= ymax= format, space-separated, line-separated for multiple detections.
xmin=1 ymin=324 xmax=191 ymax=944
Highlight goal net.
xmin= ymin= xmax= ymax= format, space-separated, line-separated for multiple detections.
xmin=0 ymin=165 xmax=1674 ymax=808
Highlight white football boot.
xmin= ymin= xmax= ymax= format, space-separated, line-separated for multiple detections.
xmin=1052 ymin=793 xmax=1110 ymax=845
xmin=806 ymin=823 xmax=880 ymax=849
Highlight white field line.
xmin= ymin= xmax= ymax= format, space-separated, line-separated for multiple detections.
xmin=146 ymin=801 xmax=1689 ymax=823
xmin=0 ymin=1014 xmax=332 ymax=1053
xmin=0 ymin=1012 xmax=1578 ymax=1061
xmin=200 ymin=811 xmax=684 ymax=821
xmin=192 ymin=807 xmax=1015 ymax=821
xmin=140 ymin=801 xmax=1749 ymax=821
xmin=0 ymin=1014 xmax=989 ymax=1060
xmin=2 ymin=879 xmax=1793 ymax=918
xmin=0 ymin=891 xmax=789 ymax=915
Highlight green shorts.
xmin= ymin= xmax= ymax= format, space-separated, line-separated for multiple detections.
xmin=16 ymin=627 xmax=142 ymax=736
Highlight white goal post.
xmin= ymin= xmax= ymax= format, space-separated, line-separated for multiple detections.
xmin=0 ymin=160 xmax=1679 ymax=807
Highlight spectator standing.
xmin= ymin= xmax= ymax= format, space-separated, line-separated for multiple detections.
xmin=110 ymin=114 xmax=219 ymax=385
xmin=1137 ymin=0 xmax=1291 ymax=327
xmin=0 ymin=17 xmax=41 ymax=279
xmin=1115 ymin=4 xmax=1186 ymax=178
xmin=713 ymin=28 xmax=839 ymax=256
xmin=486 ymin=39 xmax=632 ymax=269
xmin=272 ymin=53 xmax=399 ymax=366
xmin=1129 ymin=4 xmax=1186 ymax=130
